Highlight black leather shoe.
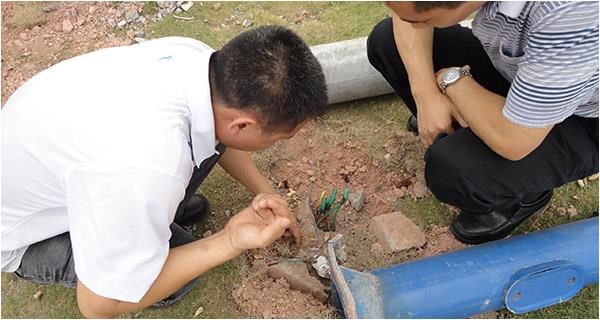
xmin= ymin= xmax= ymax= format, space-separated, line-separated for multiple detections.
xmin=175 ymin=194 xmax=210 ymax=227
xmin=406 ymin=115 xmax=418 ymax=135
xmin=451 ymin=190 xmax=553 ymax=244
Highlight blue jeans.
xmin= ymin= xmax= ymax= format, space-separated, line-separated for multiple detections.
xmin=13 ymin=143 xmax=226 ymax=308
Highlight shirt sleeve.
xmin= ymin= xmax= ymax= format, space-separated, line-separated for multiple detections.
xmin=64 ymin=164 xmax=186 ymax=303
xmin=502 ymin=1 xmax=599 ymax=128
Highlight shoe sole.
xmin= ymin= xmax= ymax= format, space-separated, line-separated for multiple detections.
xmin=451 ymin=193 xmax=552 ymax=245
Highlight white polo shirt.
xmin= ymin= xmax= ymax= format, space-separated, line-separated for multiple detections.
xmin=1 ymin=37 xmax=218 ymax=302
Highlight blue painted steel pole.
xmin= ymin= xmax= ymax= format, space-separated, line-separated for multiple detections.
xmin=330 ymin=217 xmax=599 ymax=318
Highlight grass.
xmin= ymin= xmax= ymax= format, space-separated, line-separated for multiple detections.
xmin=2 ymin=1 xmax=598 ymax=319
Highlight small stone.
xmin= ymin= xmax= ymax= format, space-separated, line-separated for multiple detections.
xmin=306 ymin=170 xmax=315 ymax=176
xmin=134 ymin=30 xmax=145 ymax=37
xmin=557 ymin=207 xmax=567 ymax=216
xmin=42 ymin=5 xmax=57 ymax=13
xmin=134 ymin=37 xmax=146 ymax=43
xmin=212 ymin=2 xmax=222 ymax=10
xmin=577 ymin=179 xmax=587 ymax=188
xmin=193 ymin=306 xmax=204 ymax=317
xmin=125 ymin=10 xmax=140 ymax=22
xmin=21 ymin=52 xmax=32 ymax=57
xmin=311 ymin=256 xmax=330 ymax=278
xmin=32 ymin=26 xmax=41 ymax=32
xmin=242 ymin=19 xmax=253 ymax=28
xmin=384 ymin=153 xmax=391 ymax=161
xmin=411 ymin=179 xmax=428 ymax=198
xmin=203 ymin=230 xmax=213 ymax=238
xmin=267 ymin=261 xmax=328 ymax=302
xmin=588 ymin=173 xmax=598 ymax=181
xmin=346 ymin=165 xmax=357 ymax=173
xmin=19 ymin=32 xmax=28 ymax=40
xmin=180 ymin=1 xmax=194 ymax=12
xmin=309 ymin=176 xmax=317 ymax=182
xmin=33 ymin=290 xmax=43 ymax=300
xmin=567 ymin=206 xmax=578 ymax=217
xmin=301 ymin=157 xmax=309 ymax=163
xmin=126 ymin=30 xmax=135 ymax=38
xmin=224 ymin=209 xmax=232 ymax=218
xmin=369 ymin=211 xmax=426 ymax=252
xmin=348 ymin=190 xmax=365 ymax=211
xmin=62 ymin=20 xmax=74 ymax=33
xmin=76 ymin=16 xmax=86 ymax=26
xmin=88 ymin=6 xmax=97 ymax=15
xmin=359 ymin=165 xmax=367 ymax=173
xmin=107 ymin=18 xmax=117 ymax=28
xmin=117 ymin=20 xmax=127 ymax=27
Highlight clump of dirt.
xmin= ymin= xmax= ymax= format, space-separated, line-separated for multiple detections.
xmin=418 ymin=225 xmax=467 ymax=258
xmin=233 ymin=274 xmax=336 ymax=319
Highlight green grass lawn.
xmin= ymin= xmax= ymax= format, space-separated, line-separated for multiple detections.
xmin=2 ymin=1 xmax=598 ymax=318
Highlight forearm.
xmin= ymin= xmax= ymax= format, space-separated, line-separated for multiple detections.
xmin=391 ymin=13 xmax=438 ymax=100
xmin=77 ymin=231 xmax=242 ymax=318
xmin=445 ymin=78 xmax=546 ymax=160
xmin=218 ymin=148 xmax=275 ymax=194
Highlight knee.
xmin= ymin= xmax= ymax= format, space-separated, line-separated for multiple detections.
xmin=424 ymin=140 xmax=473 ymax=203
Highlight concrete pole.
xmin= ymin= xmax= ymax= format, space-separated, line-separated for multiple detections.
xmin=311 ymin=37 xmax=394 ymax=105
xmin=311 ymin=20 xmax=473 ymax=105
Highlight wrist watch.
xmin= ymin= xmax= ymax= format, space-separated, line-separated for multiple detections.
xmin=438 ymin=65 xmax=472 ymax=95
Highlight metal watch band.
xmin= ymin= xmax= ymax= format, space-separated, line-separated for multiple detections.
xmin=440 ymin=65 xmax=472 ymax=95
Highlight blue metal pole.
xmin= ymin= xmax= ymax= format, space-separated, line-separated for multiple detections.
xmin=329 ymin=217 xmax=599 ymax=318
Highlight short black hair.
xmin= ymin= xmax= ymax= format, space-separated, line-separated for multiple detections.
xmin=209 ymin=25 xmax=327 ymax=133
xmin=413 ymin=1 xmax=464 ymax=13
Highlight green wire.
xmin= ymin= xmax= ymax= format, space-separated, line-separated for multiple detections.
xmin=327 ymin=188 xmax=338 ymax=207
xmin=319 ymin=194 xmax=328 ymax=212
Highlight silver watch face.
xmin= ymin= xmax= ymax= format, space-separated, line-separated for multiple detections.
xmin=443 ymin=68 xmax=461 ymax=83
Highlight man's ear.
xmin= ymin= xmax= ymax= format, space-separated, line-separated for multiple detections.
xmin=228 ymin=116 xmax=258 ymax=134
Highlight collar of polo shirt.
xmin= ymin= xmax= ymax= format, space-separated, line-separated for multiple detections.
xmin=187 ymin=49 xmax=220 ymax=167
xmin=486 ymin=1 xmax=527 ymax=20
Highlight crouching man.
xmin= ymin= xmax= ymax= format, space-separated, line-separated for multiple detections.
xmin=1 ymin=25 xmax=327 ymax=317
xmin=367 ymin=1 xmax=598 ymax=244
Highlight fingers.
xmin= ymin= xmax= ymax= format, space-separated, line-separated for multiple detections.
xmin=259 ymin=216 xmax=291 ymax=247
xmin=252 ymin=193 xmax=303 ymax=248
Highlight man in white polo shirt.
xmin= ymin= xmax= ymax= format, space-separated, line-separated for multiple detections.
xmin=2 ymin=25 xmax=327 ymax=317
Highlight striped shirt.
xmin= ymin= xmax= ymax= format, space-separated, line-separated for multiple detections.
xmin=472 ymin=1 xmax=599 ymax=128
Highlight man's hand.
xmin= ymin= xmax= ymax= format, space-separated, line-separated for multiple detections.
xmin=224 ymin=206 xmax=291 ymax=250
xmin=251 ymin=193 xmax=302 ymax=248
xmin=415 ymin=91 xmax=458 ymax=146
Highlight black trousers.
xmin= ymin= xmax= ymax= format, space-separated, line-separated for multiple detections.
xmin=13 ymin=143 xmax=226 ymax=307
xmin=367 ymin=18 xmax=599 ymax=214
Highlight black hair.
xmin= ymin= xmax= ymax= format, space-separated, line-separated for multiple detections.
xmin=209 ymin=25 xmax=327 ymax=133
xmin=413 ymin=1 xmax=464 ymax=13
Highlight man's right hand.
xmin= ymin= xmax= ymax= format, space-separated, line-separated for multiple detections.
xmin=415 ymin=91 xmax=457 ymax=147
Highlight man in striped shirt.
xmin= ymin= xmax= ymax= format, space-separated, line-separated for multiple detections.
xmin=367 ymin=1 xmax=598 ymax=244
